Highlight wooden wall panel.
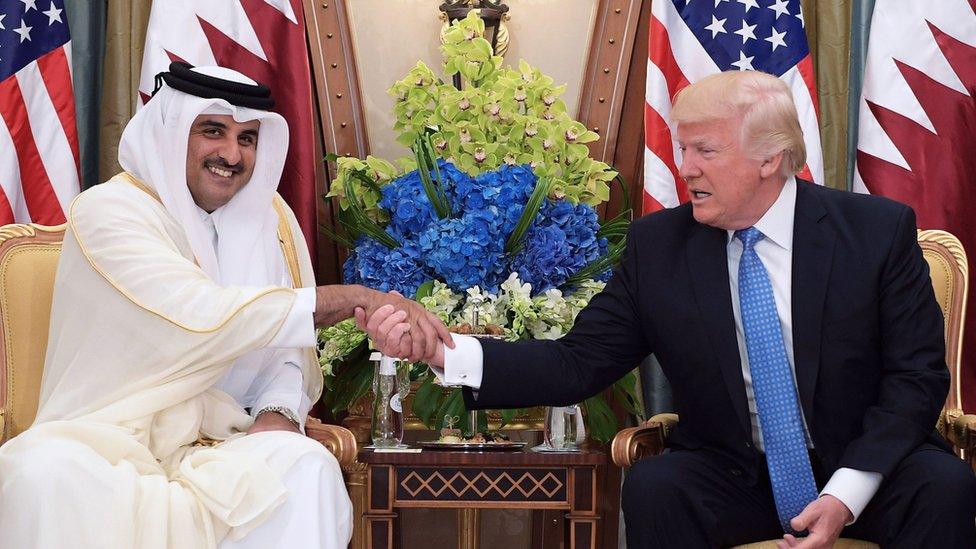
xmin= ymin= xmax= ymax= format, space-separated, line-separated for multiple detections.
xmin=574 ymin=0 xmax=650 ymax=221
xmin=304 ymin=0 xmax=371 ymax=283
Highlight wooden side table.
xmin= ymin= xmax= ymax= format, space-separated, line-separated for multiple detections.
xmin=358 ymin=447 xmax=619 ymax=549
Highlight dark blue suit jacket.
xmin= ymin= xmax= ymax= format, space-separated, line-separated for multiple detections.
xmin=468 ymin=181 xmax=951 ymax=481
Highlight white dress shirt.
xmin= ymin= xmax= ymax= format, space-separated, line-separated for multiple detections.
xmin=198 ymin=208 xmax=318 ymax=429
xmin=443 ymin=177 xmax=882 ymax=521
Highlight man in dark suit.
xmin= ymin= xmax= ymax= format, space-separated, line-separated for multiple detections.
xmin=361 ymin=70 xmax=976 ymax=547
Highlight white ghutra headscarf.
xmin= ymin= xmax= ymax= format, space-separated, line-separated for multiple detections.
xmin=118 ymin=66 xmax=290 ymax=288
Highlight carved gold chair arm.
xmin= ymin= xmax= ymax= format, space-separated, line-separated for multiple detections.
xmin=305 ymin=416 xmax=358 ymax=470
xmin=0 ymin=407 xmax=5 ymax=438
xmin=611 ymin=413 xmax=679 ymax=468
xmin=943 ymin=408 xmax=976 ymax=471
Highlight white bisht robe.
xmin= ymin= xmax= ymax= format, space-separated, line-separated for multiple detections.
xmin=0 ymin=175 xmax=352 ymax=548
xmin=0 ymin=62 xmax=357 ymax=548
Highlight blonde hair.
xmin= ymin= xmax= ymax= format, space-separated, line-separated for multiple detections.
xmin=670 ymin=71 xmax=806 ymax=177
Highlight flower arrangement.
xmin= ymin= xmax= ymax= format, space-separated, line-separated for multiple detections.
xmin=318 ymin=12 xmax=641 ymax=443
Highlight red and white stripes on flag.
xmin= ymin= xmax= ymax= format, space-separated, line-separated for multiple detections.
xmin=0 ymin=0 xmax=80 ymax=225
xmin=643 ymin=0 xmax=823 ymax=214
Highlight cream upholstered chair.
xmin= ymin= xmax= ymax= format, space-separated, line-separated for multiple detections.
xmin=0 ymin=222 xmax=357 ymax=466
xmin=611 ymin=229 xmax=976 ymax=549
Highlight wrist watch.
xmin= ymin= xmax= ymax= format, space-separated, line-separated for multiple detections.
xmin=256 ymin=405 xmax=302 ymax=428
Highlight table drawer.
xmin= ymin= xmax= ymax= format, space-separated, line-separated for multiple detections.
xmin=394 ymin=466 xmax=570 ymax=507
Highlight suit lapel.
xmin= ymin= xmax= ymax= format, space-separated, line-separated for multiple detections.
xmin=791 ymin=183 xmax=834 ymax=426
xmin=686 ymin=223 xmax=751 ymax=436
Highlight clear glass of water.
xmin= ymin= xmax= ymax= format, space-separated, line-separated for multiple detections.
xmin=542 ymin=404 xmax=585 ymax=451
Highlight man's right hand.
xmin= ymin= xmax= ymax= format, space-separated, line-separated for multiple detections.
xmin=356 ymin=303 xmax=448 ymax=367
xmin=311 ymin=284 xmax=454 ymax=362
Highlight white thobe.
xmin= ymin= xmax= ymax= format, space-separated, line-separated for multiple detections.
xmin=0 ymin=177 xmax=351 ymax=549
xmin=195 ymin=209 xmax=349 ymax=549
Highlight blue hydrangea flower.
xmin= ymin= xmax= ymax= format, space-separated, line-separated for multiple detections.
xmin=510 ymin=200 xmax=609 ymax=292
xmin=345 ymin=236 xmax=430 ymax=297
xmin=354 ymin=162 xmax=612 ymax=298
xmin=460 ymin=164 xmax=537 ymax=238
xmin=417 ymin=208 xmax=508 ymax=293
xmin=380 ymin=159 xmax=474 ymax=238
xmin=342 ymin=248 xmax=361 ymax=285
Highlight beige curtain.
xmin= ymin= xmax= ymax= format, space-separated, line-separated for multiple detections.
xmin=98 ymin=0 xmax=153 ymax=184
xmin=802 ymin=0 xmax=852 ymax=190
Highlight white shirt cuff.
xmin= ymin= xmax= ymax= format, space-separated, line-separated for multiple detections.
xmin=441 ymin=334 xmax=484 ymax=389
xmin=820 ymin=467 xmax=883 ymax=524
xmin=251 ymin=360 xmax=311 ymax=431
xmin=266 ymin=287 xmax=317 ymax=349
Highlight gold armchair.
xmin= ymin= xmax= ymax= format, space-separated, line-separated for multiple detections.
xmin=0 ymin=223 xmax=357 ymax=468
xmin=611 ymin=229 xmax=976 ymax=548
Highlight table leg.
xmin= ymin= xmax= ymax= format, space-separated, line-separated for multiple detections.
xmin=458 ymin=508 xmax=480 ymax=549
xmin=567 ymin=466 xmax=600 ymax=549
xmin=365 ymin=464 xmax=398 ymax=549
xmin=598 ymin=462 xmax=621 ymax=549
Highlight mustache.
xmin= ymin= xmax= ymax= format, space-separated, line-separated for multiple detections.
xmin=204 ymin=158 xmax=243 ymax=173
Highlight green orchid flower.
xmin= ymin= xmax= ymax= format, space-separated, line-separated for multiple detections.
xmin=458 ymin=142 xmax=500 ymax=173
xmin=325 ymin=156 xmax=390 ymax=223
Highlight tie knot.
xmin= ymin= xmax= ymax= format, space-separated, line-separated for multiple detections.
xmin=735 ymin=227 xmax=764 ymax=249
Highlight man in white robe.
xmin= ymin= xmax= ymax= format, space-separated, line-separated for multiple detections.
xmin=0 ymin=63 xmax=450 ymax=548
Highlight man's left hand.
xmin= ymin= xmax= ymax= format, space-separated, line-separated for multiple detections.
xmin=777 ymin=495 xmax=852 ymax=549
xmin=247 ymin=411 xmax=301 ymax=435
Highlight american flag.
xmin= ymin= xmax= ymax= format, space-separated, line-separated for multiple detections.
xmin=0 ymin=0 xmax=80 ymax=225
xmin=138 ymin=0 xmax=318 ymax=259
xmin=643 ymin=0 xmax=823 ymax=214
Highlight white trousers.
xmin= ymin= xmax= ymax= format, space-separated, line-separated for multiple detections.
xmin=0 ymin=432 xmax=353 ymax=548
xmin=218 ymin=449 xmax=353 ymax=549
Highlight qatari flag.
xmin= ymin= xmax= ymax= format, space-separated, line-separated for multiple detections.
xmin=853 ymin=0 xmax=976 ymax=408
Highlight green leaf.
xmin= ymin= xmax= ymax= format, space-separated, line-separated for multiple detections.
xmin=414 ymin=280 xmax=436 ymax=301
xmin=505 ymin=177 xmax=551 ymax=254
xmin=611 ymin=370 xmax=644 ymax=419
xmin=582 ymin=395 xmax=618 ymax=444
xmin=319 ymin=340 xmax=369 ymax=407
xmin=342 ymin=177 xmax=400 ymax=248
xmin=412 ymin=375 xmax=445 ymax=428
xmin=498 ymin=408 xmax=519 ymax=428
xmin=565 ymin=238 xmax=626 ymax=285
xmin=612 ymin=172 xmax=633 ymax=216
xmin=436 ymin=388 xmax=467 ymax=431
xmin=318 ymin=222 xmax=355 ymax=249
xmin=351 ymin=171 xmax=383 ymax=195
xmin=423 ymin=135 xmax=451 ymax=207
xmin=336 ymin=215 xmax=362 ymax=242
xmin=411 ymin=137 xmax=451 ymax=218
xmin=325 ymin=351 xmax=373 ymax=415
xmin=597 ymin=212 xmax=631 ymax=240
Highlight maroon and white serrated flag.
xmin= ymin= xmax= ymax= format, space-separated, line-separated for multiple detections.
xmin=854 ymin=0 xmax=976 ymax=408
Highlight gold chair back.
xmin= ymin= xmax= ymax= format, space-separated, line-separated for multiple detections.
xmin=0 ymin=224 xmax=65 ymax=443
xmin=918 ymin=229 xmax=968 ymax=433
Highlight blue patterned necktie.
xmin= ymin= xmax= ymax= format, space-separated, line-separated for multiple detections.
xmin=736 ymin=227 xmax=818 ymax=532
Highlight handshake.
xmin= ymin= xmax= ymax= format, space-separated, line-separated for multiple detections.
xmin=312 ymin=284 xmax=454 ymax=368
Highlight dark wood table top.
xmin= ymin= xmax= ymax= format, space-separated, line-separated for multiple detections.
xmin=358 ymin=446 xmax=610 ymax=466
